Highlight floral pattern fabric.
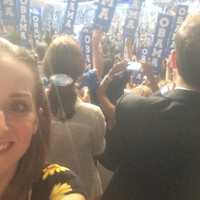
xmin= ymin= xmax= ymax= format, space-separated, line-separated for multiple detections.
xmin=31 ymin=164 xmax=85 ymax=200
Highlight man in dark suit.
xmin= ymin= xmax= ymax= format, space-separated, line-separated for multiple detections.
xmin=100 ymin=14 xmax=200 ymax=200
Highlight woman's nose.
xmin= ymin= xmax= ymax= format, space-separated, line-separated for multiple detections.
xmin=0 ymin=111 xmax=9 ymax=132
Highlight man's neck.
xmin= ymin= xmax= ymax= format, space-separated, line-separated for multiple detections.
xmin=175 ymin=73 xmax=200 ymax=92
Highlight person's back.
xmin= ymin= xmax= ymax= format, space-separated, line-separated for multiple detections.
xmin=48 ymin=99 xmax=105 ymax=199
xmin=101 ymin=14 xmax=200 ymax=200
xmin=43 ymin=36 xmax=106 ymax=199
xmin=102 ymin=91 xmax=200 ymax=200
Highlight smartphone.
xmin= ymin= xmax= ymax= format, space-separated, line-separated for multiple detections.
xmin=127 ymin=62 xmax=141 ymax=71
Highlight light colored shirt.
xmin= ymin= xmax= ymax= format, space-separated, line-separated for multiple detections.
xmin=48 ymin=99 xmax=106 ymax=199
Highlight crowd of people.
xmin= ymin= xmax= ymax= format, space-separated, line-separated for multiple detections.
xmin=0 ymin=12 xmax=200 ymax=200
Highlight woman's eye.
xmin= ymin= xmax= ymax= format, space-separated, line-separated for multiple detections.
xmin=9 ymin=101 xmax=30 ymax=113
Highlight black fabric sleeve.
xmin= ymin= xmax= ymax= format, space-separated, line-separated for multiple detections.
xmin=99 ymin=94 xmax=143 ymax=171
xmin=31 ymin=164 xmax=86 ymax=200
xmin=99 ymin=94 xmax=158 ymax=171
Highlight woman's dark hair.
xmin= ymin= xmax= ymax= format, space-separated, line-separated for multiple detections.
xmin=44 ymin=35 xmax=84 ymax=120
xmin=0 ymin=38 xmax=50 ymax=200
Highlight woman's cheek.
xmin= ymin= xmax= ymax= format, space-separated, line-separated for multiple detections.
xmin=13 ymin=116 xmax=37 ymax=143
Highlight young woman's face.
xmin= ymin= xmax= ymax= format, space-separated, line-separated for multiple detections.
xmin=0 ymin=55 xmax=38 ymax=176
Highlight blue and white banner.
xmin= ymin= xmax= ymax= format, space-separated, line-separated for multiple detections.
xmin=167 ymin=5 xmax=188 ymax=54
xmin=43 ymin=4 xmax=54 ymax=37
xmin=137 ymin=34 xmax=153 ymax=62
xmin=138 ymin=47 xmax=150 ymax=62
xmin=53 ymin=10 xmax=62 ymax=34
xmin=94 ymin=0 xmax=117 ymax=32
xmin=1 ymin=0 xmax=17 ymax=29
xmin=31 ymin=8 xmax=42 ymax=45
xmin=62 ymin=0 xmax=79 ymax=34
xmin=79 ymin=26 xmax=93 ymax=68
xmin=17 ymin=0 xmax=30 ymax=46
xmin=150 ymin=14 xmax=173 ymax=70
xmin=123 ymin=0 xmax=142 ymax=39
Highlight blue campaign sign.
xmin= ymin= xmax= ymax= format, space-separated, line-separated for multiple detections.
xmin=43 ymin=4 xmax=54 ymax=37
xmin=123 ymin=0 xmax=142 ymax=39
xmin=31 ymin=8 xmax=42 ymax=45
xmin=17 ymin=0 xmax=30 ymax=46
xmin=150 ymin=14 xmax=173 ymax=70
xmin=1 ymin=0 xmax=17 ymax=28
xmin=167 ymin=5 xmax=188 ymax=54
xmin=138 ymin=47 xmax=150 ymax=62
xmin=94 ymin=0 xmax=117 ymax=32
xmin=62 ymin=0 xmax=79 ymax=34
xmin=79 ymin=26 xmax=93 ymax=68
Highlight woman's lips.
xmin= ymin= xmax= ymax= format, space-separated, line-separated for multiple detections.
xmin=0 ymin=142 xmax=13 ymax=152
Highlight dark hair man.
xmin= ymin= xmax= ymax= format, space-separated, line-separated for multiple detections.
xmin=100 ymin=14 xmax=200 ymax=200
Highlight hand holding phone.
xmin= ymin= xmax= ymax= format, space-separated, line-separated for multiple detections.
xmin=127 ymin=62 xmax=141 ymax=71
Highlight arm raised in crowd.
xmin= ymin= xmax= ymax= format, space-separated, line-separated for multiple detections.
xmin=141 ymin=61 xmax=159 ymax=93
xmin=92 ymin=28 xmax=104 ymax=79
xmin=97 ymin=60 xmax=127 ymax=129
xmin=125 ymin=38 xmax=135 ymax=61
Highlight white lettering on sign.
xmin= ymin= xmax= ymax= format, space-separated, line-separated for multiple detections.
xmin=85 ymin=35 xmax=90 ymax=44
xmin=20 ymin=0 xmax=28 ymax=4
xmin=152 ymin=57 xmax=159 ymax=67
xmin=64 ymin=0 xmax=77 ymax=32
xmin=170 ymin=41 xmax=175 ymax=49
xmin=20 ymin=23 xmax=27 ymax=31
xmin=176 ymin=16 xmax=184 ymax=25
xmin=159 ymin=17 xmax=170 ymax=28
xmin=178 ymin=7 xmax=187 ymax=16
xmin=83 ymin=27 xmax=89 ymax=33
xmin=20 ymin=31 xmax=26 ymax=40
xmin=3 ymin=0 xmax=14 ymax=6
xmin=67 ymin=10 xmax=74 ymax=20
xmin=33 ymin=15 xmax=40 ymax=42
xmin=127 ymin=20 xmax=135 ymax=29
xmin=142 ymin=49 xmax=148 ymax=55
xmin=21 ymin=5 xmax=27 ymax=14
xmin=152 ymin=47 xmax=162 ymax=58
xmin=168 ymin=6 xmax=188 ymax=51
xmin=3 ymin=0 xmax=15 ymax=17
xmin=155 ymin=38 xmax=163 ymax=49
xmin=101 ymin=0 xmax=114 ymax=7
xmin=69 ymin=2 xmax=76 ymax=11
xmin=65 ymin=20 xmax=72 ymax=29
xmin=19 ymin=0 xmax=29 ymax=42
xmin=5 ymin=7 xmax=14 ymax=16
xmin=83 ymin=32 xmax=92 ymax=68
xmin=33 ymin=15 xmax=39 ymax=22
xmin=151 ymin=15 xmax=172 ymax=67
xmin=133 ymin=0 xmax=141 ymax=8
xmin=86 ymin=54 xmax=91 ymax=64
xmin=85 ymin=45 xmax=90 ymax=54
xmin=20 ymin=15 xmax=27 ymax=23
xmin=158 ymin=28 xmax=166 ymax=38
